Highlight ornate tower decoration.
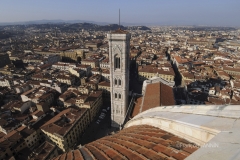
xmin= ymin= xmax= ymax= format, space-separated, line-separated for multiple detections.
xmin=107 ymin=29 xmax=131 ymax=128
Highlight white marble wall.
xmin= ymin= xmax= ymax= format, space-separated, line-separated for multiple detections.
xmin=107 ymin=33 xmax=131 ymax=128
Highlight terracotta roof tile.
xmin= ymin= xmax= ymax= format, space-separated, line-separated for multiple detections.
xmin=111 ymin=28 xmax=129 ymax=34
xmin=52 ymin=125 xmax=199 ymax=160
xmin=90 ymin=142 xmax=124 ymax=160
xmin=183 ymin=146 xmax=199 ymax=154
xmin=85 ymin=145 xmax=110 ymax=160
xmin=72 ymin=149 xmax=84 ymax=160
xmin=97 ymin=139 xmax=145 ymax=160
xmin=131 ymin=83 xmax=175 ymax=117
xmin=66 ymin=151 xmax=73 ymax=160
xmin=59 ymin=153 xmax=67 ymax=160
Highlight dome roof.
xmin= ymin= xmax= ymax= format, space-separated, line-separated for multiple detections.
xmin=53 ymin=104 xmax=240 ymax=160
xmin=125 ymin=105 xmax=240 ymax=160
xmin=53 ymin=125 xmax=198 ymax=160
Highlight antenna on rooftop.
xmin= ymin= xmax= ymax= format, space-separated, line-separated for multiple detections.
xmin=119 ymin=9 xmax=120 ymax=29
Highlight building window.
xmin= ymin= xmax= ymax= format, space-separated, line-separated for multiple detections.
xmin=115 ymin=57 xmax=120 ymax=69
xmin=118 ymin=79 xmax=121 ymax=86
xmin=115 ymin=93 xmax=118 ymax=99
xmin=115 ymin=79 xmax=117 ymax=85
xmin=119 ymin=94 xmax=121 ymax=99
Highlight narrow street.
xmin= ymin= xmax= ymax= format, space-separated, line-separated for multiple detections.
xmin=74 ymin=103 xmax=117 ymax=148
xmin=129 ymin=61 xmax=143 ymax=94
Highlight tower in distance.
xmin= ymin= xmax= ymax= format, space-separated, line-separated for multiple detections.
xmin=107 ymin=29 xmax=131 ymax=128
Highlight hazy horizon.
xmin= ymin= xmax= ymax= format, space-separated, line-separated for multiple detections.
xmin=1 ymin=0 xmax=240 ymax=27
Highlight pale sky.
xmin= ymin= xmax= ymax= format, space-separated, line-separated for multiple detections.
xmin=0 ymin=0 xmax=239 ymax=26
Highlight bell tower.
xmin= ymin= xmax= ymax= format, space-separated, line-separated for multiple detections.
xmin=107 ymin=29 xmax=131 ymax=128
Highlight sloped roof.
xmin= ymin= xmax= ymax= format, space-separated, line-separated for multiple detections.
xmin=131 ymin=82 xmax=175 ymax=117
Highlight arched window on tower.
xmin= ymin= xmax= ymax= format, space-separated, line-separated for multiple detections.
xmin=119 ymin=93 xmax=121 ymax=99
xmin=115 ymin=79 xmax=117 ymax=85
xmin=115 ymin=56 xmax=120 ymax=69
xmin=118 ymin=79 xmax=121 ymax=86
xmin=115 ymin=93 xmax=118 ymax=99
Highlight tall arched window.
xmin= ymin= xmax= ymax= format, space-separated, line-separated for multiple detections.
xmin=115 ymin=79 xmax=117 ymax=85
xmin=119 ymin=93 xmax=121 ymax=99
xmin=115 ymin=56 xmax=120 ymax=69
xmin=118 ymin=79 xmax=121 ymax=86
xmin=115 ymin=93 xmax=118 ymax=99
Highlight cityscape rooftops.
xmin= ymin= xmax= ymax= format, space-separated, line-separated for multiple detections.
xmin=111 ymin=28 xmax=129 ymax=34
xmin=41 ymin=107 xmax=87 ymax=137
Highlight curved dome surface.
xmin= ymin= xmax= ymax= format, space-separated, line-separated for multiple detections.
xmin=53 ymin=125 xmax=199 ymax=160
xmin=125 ymin=105 xmax=240 ymax=160
xmin=53 ymin=105 xmax=240 ymax=160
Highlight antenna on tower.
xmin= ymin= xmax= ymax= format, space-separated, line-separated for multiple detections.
xmin=119 ymin=9 xmax=120 ymax=29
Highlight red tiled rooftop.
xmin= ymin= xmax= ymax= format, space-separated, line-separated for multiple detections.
xmin=85 ymin=145 xmax=109 ymax=160
xmin=96 ymin=139 xmax=145 ymax=160
xmin=52 ymin=125 xmax=199 ymax=160
xmin=111 ymin=28 xmax=129 ymax=34
xmin=131 ymin=82 xmax=175 ymax=117
xmin=90 ymin=142 xmax=124 ymax=160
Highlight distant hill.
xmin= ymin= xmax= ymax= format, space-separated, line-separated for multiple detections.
xmin=61 ymin=23 xmax=127 ymax=31
xmin=0 ymin=21 xmax=151 ymax=32
xmin=0 ymin=19 xmax=149 ymax=27
xmin=127 ymin=26 xmax=151 ymax=30
xmin=0 ymin=19 xmax=239 ymax=27
xmin=0 ymin=19 xmax=99 ymax=26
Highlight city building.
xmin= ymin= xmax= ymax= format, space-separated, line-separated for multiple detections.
xmin=58 ymin=87 xmax=103 ymax=121
xmin=40 ymin=107 xmax=90 ymax=152
xmin=60 ymin=49 xmax=85 ymax=62
xmin=20 ymin=87 xmax=56 ymax=106
xmin=138 ymin=64 xmax=175 ymax=83
xmin=28 ymin=141 xmax=58 ymax=160
xmin=0 ymin=125 xmax=42 ymax=159
xmin=98 ymin=81 xmax=110 ymax=102
xmin=81 ymin=59 xmax=99 ymax=68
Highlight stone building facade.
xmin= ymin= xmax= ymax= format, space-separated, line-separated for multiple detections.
xmin=107 ymin=29 xmax=131 ymax=128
